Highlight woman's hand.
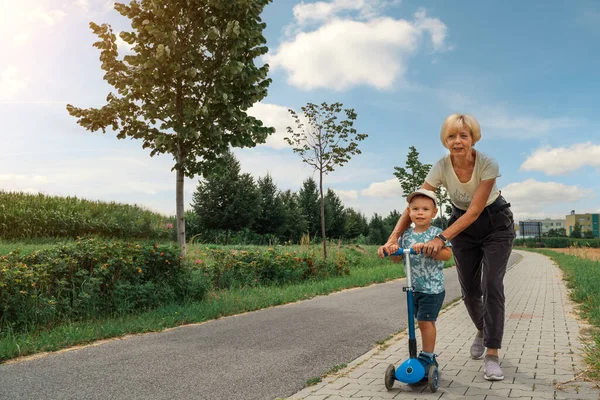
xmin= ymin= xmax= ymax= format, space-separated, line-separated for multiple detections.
xmin=422 ymin=237 xmax=444 ymax=257
xmin=411 ymin=243 xmax=425 ymax=254
xmin=377 ymin=241 xmax=399 ymax=258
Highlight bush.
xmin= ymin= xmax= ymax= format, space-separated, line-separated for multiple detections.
xmin=0 ymin=238 xmax=206 ymax=332
xmin=515 ymin=237 xmax=600 ymax=248
xmin=198 ymin=248 xmax=351 ymax=290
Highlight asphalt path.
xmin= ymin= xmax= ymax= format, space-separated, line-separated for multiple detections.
xmin=0 ymin=253 xmax=521 ymax=400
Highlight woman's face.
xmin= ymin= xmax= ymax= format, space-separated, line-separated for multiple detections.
xmin=446 ymin=127 xmax=473 ymax=157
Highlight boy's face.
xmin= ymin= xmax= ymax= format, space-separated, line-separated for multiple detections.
xmin=408 ymin=196 xmax=437 ymax=229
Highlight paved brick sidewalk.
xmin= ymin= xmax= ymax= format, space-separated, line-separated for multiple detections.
xmin=286 ymin=250 xmax=600 ymax=400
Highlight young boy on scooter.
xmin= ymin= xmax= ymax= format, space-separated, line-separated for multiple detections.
xmin=400 ymin=188 xmax=452 ymax=374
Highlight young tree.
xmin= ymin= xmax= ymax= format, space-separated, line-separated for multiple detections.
xmin=393 ymin=146 xmax=432 ymax=199
xmin=583 ymin=230 xmax=595 ymax=239
xmin=253 ymin=173 xmax=286 ymax=237
xmin=66 ymin=0 xmax=274 ymax=257
xmin=191 ymin=151 xmax=259 ymax=245
xmin=286 ymin=102 xmax=368 ymax=258
xmin=297 ymin=177 xmax=321 ymax=239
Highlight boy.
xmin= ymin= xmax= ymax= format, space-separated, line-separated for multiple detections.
xmin=400 ymin=188 xmax=452 ymax=375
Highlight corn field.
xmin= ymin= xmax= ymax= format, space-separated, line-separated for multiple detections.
xmin=0 ymin=191 xmax=172 ymax=240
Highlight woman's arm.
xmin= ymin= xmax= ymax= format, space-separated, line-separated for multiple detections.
xmin=421 ymin=178 xmax=496 ymax=257
xmin=376 ymin=207 xmax=412 ymax=258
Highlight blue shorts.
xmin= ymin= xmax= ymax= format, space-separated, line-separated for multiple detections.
xmin=413 ymin=291 xmax=445 ymax=321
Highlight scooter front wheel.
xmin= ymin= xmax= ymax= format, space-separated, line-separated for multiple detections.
xmin=384 ymin=364 xmax=395 ymax=390
xmin=428 ymin=365 xmax=439 ymax=392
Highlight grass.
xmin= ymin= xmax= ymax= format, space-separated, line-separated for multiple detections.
xmin=0 ymin=243 xmax=454 ymax=363
xmin=520 ymin=248 xmax=600 ymax=380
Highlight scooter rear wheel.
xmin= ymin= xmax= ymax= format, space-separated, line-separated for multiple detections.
xmin=384 ymin=364 xmax=395 ymax=390
xmin=428 ymin=365 xmax=439 ymax=392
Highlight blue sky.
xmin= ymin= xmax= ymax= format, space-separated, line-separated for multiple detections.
xmin=1 ymin=0 xmax=600 ymax=223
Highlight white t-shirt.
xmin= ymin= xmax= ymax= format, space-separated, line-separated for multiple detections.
xmin=425 ymin=149 xmax=500 ymax=211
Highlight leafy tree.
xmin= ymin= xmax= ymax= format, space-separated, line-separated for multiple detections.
xmin=286 ymin=102 xmax=368 ymax=258
xmin=66 ymin=0 xmax=274 ymax=257
xmin=297 ymin=177 xmax=321 ymax=239
xmin=253 ymin=173 xmax=286 ymax=237
xmin=191 ymin=151 xmax=259 ymax=245
xmin=583 ymin=230 xmax=595 ymax=239
xmin=544 ymin=228 xmax=567 ymax=237
xmin=367 ymin=213 xmax=387 ymax=245
xmin=383 ymin=210 xmax=401 ymax=236
xmin=279 ymin=189 xmax=307 ymax=243
xmin=393 ymin=146 xmax=432 ymax=199
xmin=344 ymin=208 xmax=368 ymax=239
xmin=570 ymin=222 xmax=582 ymax=238
xmin=324 ymin=189 xmax=346 ymax=238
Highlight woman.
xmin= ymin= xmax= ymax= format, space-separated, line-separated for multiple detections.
xmin=378 ymin=113 xmax=515 ymax=381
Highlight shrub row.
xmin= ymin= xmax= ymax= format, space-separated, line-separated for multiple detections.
xmin=0 ymin=238 xmax=208 ymax=332
xmin=515 ymin=237 xmax=600 ymax=248
xmin=197 ymin=248 xmax=351 ymax=290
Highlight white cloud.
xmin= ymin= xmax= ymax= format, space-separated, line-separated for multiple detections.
xmin=520 ymin=142 xmax=600 ymax=175
xmin=12 ymin=33 xmax=30 ymax=46
xmin=74 ymin=0 xmax=90 ymax=11
xmin=267 ymin=7 xmax=448 ymax=91
xmin=247 ymin=103 xmax=295 ymax=149
xmin=292 ymin=0 xmax=401 ymax=26
xmin=30 ymin=7 xmax=67 ymax=26
xmin=361 ymin=178 xmax=403 ymax=198
xmin=500 ymin=179 xmax=594 ymax=222
xmin=334 ymin=189 xmax=359 ymax=201
xmin=0 ymin=66 xmax=29 ymax=100
xmin=502 ymin=179 xmax=593 ymax=205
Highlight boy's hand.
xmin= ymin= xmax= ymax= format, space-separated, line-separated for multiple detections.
xmin=411 ymin=243 xmax=425 ymax=254
xmin=377 ymin=241 xmax=399 ymax=258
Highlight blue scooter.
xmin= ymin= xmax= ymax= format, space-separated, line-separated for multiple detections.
xmin=383 ymin=248 xmax=440 ymax=393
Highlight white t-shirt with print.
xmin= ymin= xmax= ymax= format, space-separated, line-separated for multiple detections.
xmin=425 ymin=149 xmax=501 ymax=211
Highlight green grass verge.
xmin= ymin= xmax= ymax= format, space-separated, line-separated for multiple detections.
xmin=520 ymin=248 xmax=600 ymax=379
xmin=1 ymin=257 xmax=454 ymax=363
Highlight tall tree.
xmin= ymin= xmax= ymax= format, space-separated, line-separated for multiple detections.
xmin=279 ymin=189 xmax=307 ymax=243
xmin=393 ymin=146 xmax=432 ymax=200
xmin=191 ymin=151 xmax=259 ymax=245
xmin=324 ymin=189 xmax=346 ymax=238
xmin=367 ymin=213 xmax=388 ymax=245
xmin=286 ymin=102 xmax=368 ymax=258
xmin=253 ymin=173 xmax=285 ymax=236
xmin=66 ymin=0 xmax=274 ymax=257
xmin=344 ymin=208 xmax=369 ymax=239
xmin=297 ymin=177 xmax=321 ymax=239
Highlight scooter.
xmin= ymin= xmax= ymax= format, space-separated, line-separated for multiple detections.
xmin=383 ymin=248 xmax=440 ymax=393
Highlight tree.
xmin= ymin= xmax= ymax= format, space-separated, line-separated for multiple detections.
xmin=324 ymin=189 xmax=346 ymax=239
xmin=367 ymin=213 xmax=387 ymax=245
xmin=297 ymin=177 xmax=321 ymax=239
xmin=571 ymin=222 xmax=582 ymax=238
xmin=286 ymin=102 xmax=368 ymax=258
xmin=191 ymin=151 xmax=259 ymax=245
xmin=583 ymin=230 xmax=595 ymax=239
xmin=253 ymin=173 xmax=286 ymax=237
xmin=383 ymin=210 xmax=401 ymax=236
xmin=393 ymin=146 xmax=432 ymax=200
xmin=344 ymin=208 xmax=368 ymax=239
xmin=279 ymin=189 xmax=307 ymax=243
xmin=66 ymin=0 xmax=274 ymax=257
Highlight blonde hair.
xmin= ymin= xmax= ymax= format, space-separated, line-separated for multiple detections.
xmin=440 ymin=114 xmax=481 ymax=148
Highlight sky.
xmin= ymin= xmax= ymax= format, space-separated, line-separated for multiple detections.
xmin=1 ymin=0 xmax=600 ymax=223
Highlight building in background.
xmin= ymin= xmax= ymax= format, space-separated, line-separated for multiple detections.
xmin=521 ymin=218 xmax=565 ymax=235
xmin=565 ymin=210 xmax=599 ymax=237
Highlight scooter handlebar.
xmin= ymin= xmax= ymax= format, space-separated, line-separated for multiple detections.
xmin=382 ymin=248 xmax=416 ymax=257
